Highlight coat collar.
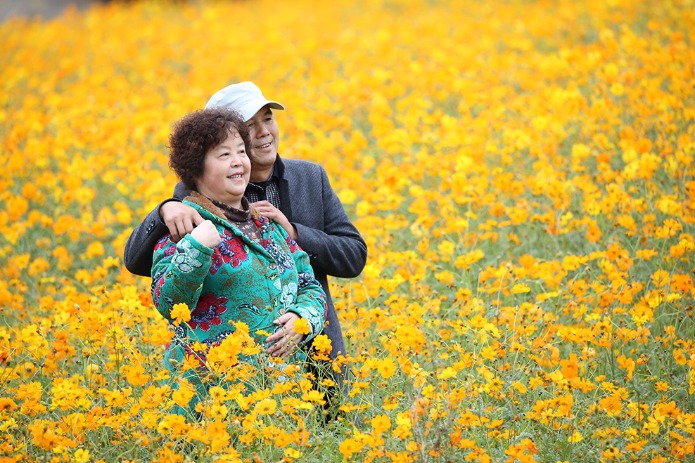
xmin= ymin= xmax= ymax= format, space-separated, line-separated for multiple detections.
xmin=184 ymin=191 xmax=260 ymax=221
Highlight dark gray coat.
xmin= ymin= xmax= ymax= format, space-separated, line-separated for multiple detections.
xmin=123 ymin=156 xmax=367 ymax=361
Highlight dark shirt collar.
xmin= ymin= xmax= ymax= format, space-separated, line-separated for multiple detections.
xmin=274 ymin=154 xmax=285 ymax=178
xmin=210 ymin=197 xmax=251 ymax=222
xmin=247 ymin=154 xmax=283 ymax=191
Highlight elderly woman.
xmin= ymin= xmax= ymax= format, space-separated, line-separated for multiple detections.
xmin=151 ymin=109 xmax=326 ymax=407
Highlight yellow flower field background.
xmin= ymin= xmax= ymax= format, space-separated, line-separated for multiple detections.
xmin=1 ymin=0 xmax=694 ymax=461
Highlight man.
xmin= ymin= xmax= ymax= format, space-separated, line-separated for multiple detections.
xmin=123 ymin=81 xmax=367 ymax=394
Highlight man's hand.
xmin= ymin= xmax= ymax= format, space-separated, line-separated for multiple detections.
xmin=161 ymin=201 xmax=204 ymax=242
xmin=266 ymin=312 xmax=303 ymax=359
xmin=251 ymin=200 xmax=297 ymax=240
xmin=190 ymin=220 xmax=221 ymax=248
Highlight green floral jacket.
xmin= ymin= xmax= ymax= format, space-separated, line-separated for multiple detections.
xmin=151 ymin=193 xmax=327 ymax=376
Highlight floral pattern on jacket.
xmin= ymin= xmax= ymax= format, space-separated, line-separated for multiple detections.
xmin=151 ymin=192 xmax=327 ymax=376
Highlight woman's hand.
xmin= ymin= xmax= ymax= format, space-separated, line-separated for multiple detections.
xmin=266 ymin=312 xmax=304 ymax=359
xmin=161 ymin=201 xmax=205 ymax=242
xmin=190 ymin=220 xmax=221 ymax=248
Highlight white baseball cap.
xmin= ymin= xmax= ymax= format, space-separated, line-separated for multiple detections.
xmin=204 ymin=81 xmax=285 ymax=121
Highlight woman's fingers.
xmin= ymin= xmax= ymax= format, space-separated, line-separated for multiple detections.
xmin=267 ymin=332 xmax=301 ymax=359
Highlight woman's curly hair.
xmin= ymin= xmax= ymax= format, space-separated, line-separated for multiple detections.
xmin=168 ymin=109 xmax=252 ymax=189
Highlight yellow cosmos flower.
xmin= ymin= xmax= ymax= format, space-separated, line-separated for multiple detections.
xmin=284 ymin=448 xmax=302 ymax=460
xmin=311 ymin=334 xmax=332 ymax=354
xmin=172 ymin=382 xmax=196 ymax=408
xmin=436 ymin=367 xmax=457 ymax=380
xmin=122 ymin=364 xmax=149 ymax=387
xmin=339 ymin=438 xmax=365 ymax=459
xmin=454 ymin=249 xmax=485 ymax=269
xmin=293 ymin=317 xmax=311 ymax=335
xmin=510 ymin=283 xmax=530 ymax=294
xmin=0 ymin=398 xmax=18 ymax=412
xmin=376 ymin=357 xmax=397 ymax=379
xmin=85 ymin=241 xmax=105 ymax=259
xmin=254 ymin=398 xmax=277 ymax=416
xmin=73 ymin=449 xmax=90 ymax=463
xmin=370 ymin=414 xmax=391 ymax=435
xmin=655 ymin=381 xmax=669 ymax=392
xmin=435 ymin=270 xmax=455 ymax=285
xmin=170 ymin=303 xmax=191 ymax=326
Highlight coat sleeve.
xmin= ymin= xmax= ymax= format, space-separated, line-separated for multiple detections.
xmin=123 ymin=182 xmax=194 ymax=277
xmin=292 ymin=165 xmax=367 ymax=279
xmin=277 ymin=229 xmax=327 ymax=342
xmin=150 ymin=234 xmax=213 ymax=321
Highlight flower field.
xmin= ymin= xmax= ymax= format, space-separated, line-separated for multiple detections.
xmin=1 ymin=0 xmax=694 ymax=461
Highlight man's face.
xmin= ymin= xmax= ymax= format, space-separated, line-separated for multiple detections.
xmin=246 ymin=106 xmax=280 ymax=173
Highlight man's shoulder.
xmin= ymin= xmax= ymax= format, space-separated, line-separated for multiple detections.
xmin=281 ymin=158 xmax=325 ymax=174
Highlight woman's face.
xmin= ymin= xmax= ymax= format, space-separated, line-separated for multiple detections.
xmin=195 ymin=129 xmax=251 ymax=208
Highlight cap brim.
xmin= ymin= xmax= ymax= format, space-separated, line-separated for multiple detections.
xmin=240 ymin=100 xmax=284 ymax=121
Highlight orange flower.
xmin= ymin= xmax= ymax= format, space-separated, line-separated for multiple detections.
xmin=254 ymin=398 xmax=277 ymax=416
xmin=123 ymin=364 xmax=150 ymax=387
xmin=370 ymin=414 xmax=392 ymax=435
xmin=560 ymin=354 xmax=579 ymax=380
xmin=670 ymin=274 xmax=694 ymax=293
xmin=170 ymin=302 xmax=191 ymax=326
xmin=292 ymin=317 xmax=311 ymax=335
